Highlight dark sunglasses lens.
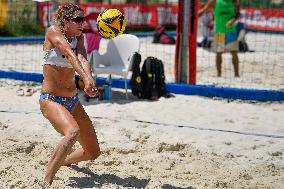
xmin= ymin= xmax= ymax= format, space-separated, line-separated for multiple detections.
xmin=72 ymin=17 xmax=84 ymax=23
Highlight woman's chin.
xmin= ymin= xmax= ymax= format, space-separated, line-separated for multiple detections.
xmin=75 ymin=31 xmax=83 ymax=36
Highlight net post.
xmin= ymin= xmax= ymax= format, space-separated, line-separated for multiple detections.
xmin=188 ymin=0 xmax=197 ymax=84
xmin=174 ymin=0 xmax=197 ymax=84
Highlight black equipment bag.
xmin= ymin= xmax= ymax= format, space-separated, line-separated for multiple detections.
xmin=141 ymin=56 xmax=167 ymax=100
xmin=129 ymin=52 xmax=143 ymax=98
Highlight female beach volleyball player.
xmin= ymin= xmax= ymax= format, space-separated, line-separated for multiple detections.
xmin=199 ymin=0 xmax=240 ymax=77
xmin=39 ymin=3 xmax=100 ymax=185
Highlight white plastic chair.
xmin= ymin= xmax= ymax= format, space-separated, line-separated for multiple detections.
xmin=91 ymin=34 xmax=140 ymax=99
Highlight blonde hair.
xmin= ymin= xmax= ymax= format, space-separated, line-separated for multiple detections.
xmin=55 ymin=3 xmax=83 ymax=28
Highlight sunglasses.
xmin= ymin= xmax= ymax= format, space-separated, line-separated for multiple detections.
xmin=71 ymin=16 xmax=85 ymax=23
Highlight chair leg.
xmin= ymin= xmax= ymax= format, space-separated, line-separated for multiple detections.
xmin=125 ymin=79 xmax=128 ymax=100
xmin=108 ymin=74 xmax=113 ymax=100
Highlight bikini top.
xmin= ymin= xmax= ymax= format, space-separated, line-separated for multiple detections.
xmin=42 ymin=37 xmax=78 ymax=68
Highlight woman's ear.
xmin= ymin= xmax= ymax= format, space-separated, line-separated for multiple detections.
xmin=62 ymin=20 xmax=70 ymax=31
xmin=63 ymin=19 xmax=68 ymax=27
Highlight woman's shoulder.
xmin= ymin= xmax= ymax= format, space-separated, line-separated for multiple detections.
xmin=46 ymin=25 xmax=61 ymax=36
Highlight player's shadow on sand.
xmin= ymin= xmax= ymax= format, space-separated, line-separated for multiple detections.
xmin=68 ymin=165 xmax=194 ymax=189
xmin=162 ymin=184 xmax=196 ymax=189
xmin=68 ymin=165 xmax=149 ymax=188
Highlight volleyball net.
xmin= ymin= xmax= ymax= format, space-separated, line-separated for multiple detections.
xmin=0 ymin=0 xmax=284 ymax=100
xmin=196 ymin=1 xmax=284 ymax=90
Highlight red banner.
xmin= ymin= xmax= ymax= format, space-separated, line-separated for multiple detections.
xmin=38 ymin=3 xmax=284 ymax=32
xmin=240 ymin=8 xmax=284 ymax=32
xmin=38 ymin=3 xmax=178 ymax=33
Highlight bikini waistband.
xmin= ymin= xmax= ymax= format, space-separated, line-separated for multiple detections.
xmin=40 ymin=93 xmax=78 ymax=101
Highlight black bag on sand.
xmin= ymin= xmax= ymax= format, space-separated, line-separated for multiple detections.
xmin=141 ymin=56 xmax=168 ymax=100
xmin=239 ymin=40 xmax=248 ymax=52
xmin=129 ymin=52 xmax=143 ymax=98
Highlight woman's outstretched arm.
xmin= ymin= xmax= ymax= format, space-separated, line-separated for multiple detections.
xmin=46 ymin=26 xmax=96 ymax=97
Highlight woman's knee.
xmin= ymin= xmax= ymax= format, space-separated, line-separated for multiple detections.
xmin=65 ymin=127 xmax=80 ymax=141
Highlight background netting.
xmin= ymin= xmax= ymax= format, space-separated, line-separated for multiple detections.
xmin=0 ymin=0 xmax=283 ymax=91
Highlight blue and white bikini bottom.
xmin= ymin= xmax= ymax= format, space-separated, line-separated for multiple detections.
xmin=39 ymin=93 xmax=79 ymax=112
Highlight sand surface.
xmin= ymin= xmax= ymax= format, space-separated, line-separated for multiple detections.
xmin=0 ymin=79 xmax=283 ymax=188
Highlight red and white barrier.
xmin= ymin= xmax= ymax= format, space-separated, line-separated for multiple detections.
xmin=38 ymin=3 xmax=284 ymax=32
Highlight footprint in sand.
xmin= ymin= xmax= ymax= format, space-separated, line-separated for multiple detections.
xmin=102 ymin=160 xmax=122 ymax=166
xmin=137 ymin=124 xmax=148 ymax=128
xmin=132 ymin=132 xmax=150 ymax=144
xmin=225 ymin=119 xmax=235 ymax=124
xmin=239 ymin=172 xmax=253 ymax=180
xmin=225 ymin=153 xmax=234 ymax=159
xmin=214 ymin=180 xmax=229 ymax=188
xmin=116 ymin=148 xmax=137 ymax=154
xmin=15 ymin=141 xmax=38 ymax=154
xmin=119 ymin=128 xmax=133 ymax=139
xmin=223 ymin=141 xmax=232 ymax=146
xmin=266 ymin=163 xmax=281 ymax=176
xmin=7 ymin=138 xmax=18 ymax=142
xmin=119 ymin=129 xmax=150 ymax=144
xmin=0 ymin=122 xmax=8 ymax=130
xmin=157 ymin=142 xmax=187 ymax=153
xmin=269 ymin=151 xmax=283 ymax=157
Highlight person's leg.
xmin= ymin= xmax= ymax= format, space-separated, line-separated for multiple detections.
xmin=62 ymin=102 xmax=100 ymax=165
xmin=40 ymin=100 xmax=80 ymax=185
xmin=216 ymin=52 xmax=222 ymax=77
xmin=231 ymin=51 xmax=240 ymax=77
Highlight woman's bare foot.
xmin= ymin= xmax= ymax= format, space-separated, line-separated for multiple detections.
xmin=43 ymin=175 xmax=53 ymax=186
xmin=34 ymin=178 xmax=51 ymax=188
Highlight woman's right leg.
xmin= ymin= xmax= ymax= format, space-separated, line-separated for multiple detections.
xmin=62 ymin=102 xmax=100 ymax=166
xmin=216 ymin=52 xmax=222 ymax=77
xmin=40 ymin=100 xmax=80 ymax=185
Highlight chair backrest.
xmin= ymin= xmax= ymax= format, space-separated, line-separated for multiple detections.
xmin=106 ymin=34 xmax=140 ymax=68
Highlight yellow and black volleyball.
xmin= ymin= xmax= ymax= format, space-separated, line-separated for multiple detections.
xmin=97 ymin=9 xmax=126 ymax=38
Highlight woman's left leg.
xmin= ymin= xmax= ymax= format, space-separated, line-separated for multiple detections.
xmin=62 ymin=102 xmax=100 ymax=165
xmin=231 ymin=51 xmax=240 ymax=77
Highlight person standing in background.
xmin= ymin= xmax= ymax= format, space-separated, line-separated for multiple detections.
xmin=199 ymin=0 xmax=240 ymax=77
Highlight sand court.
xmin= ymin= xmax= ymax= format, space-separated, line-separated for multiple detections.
xmin=0 ymin=79 xmax=283 ymax=188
